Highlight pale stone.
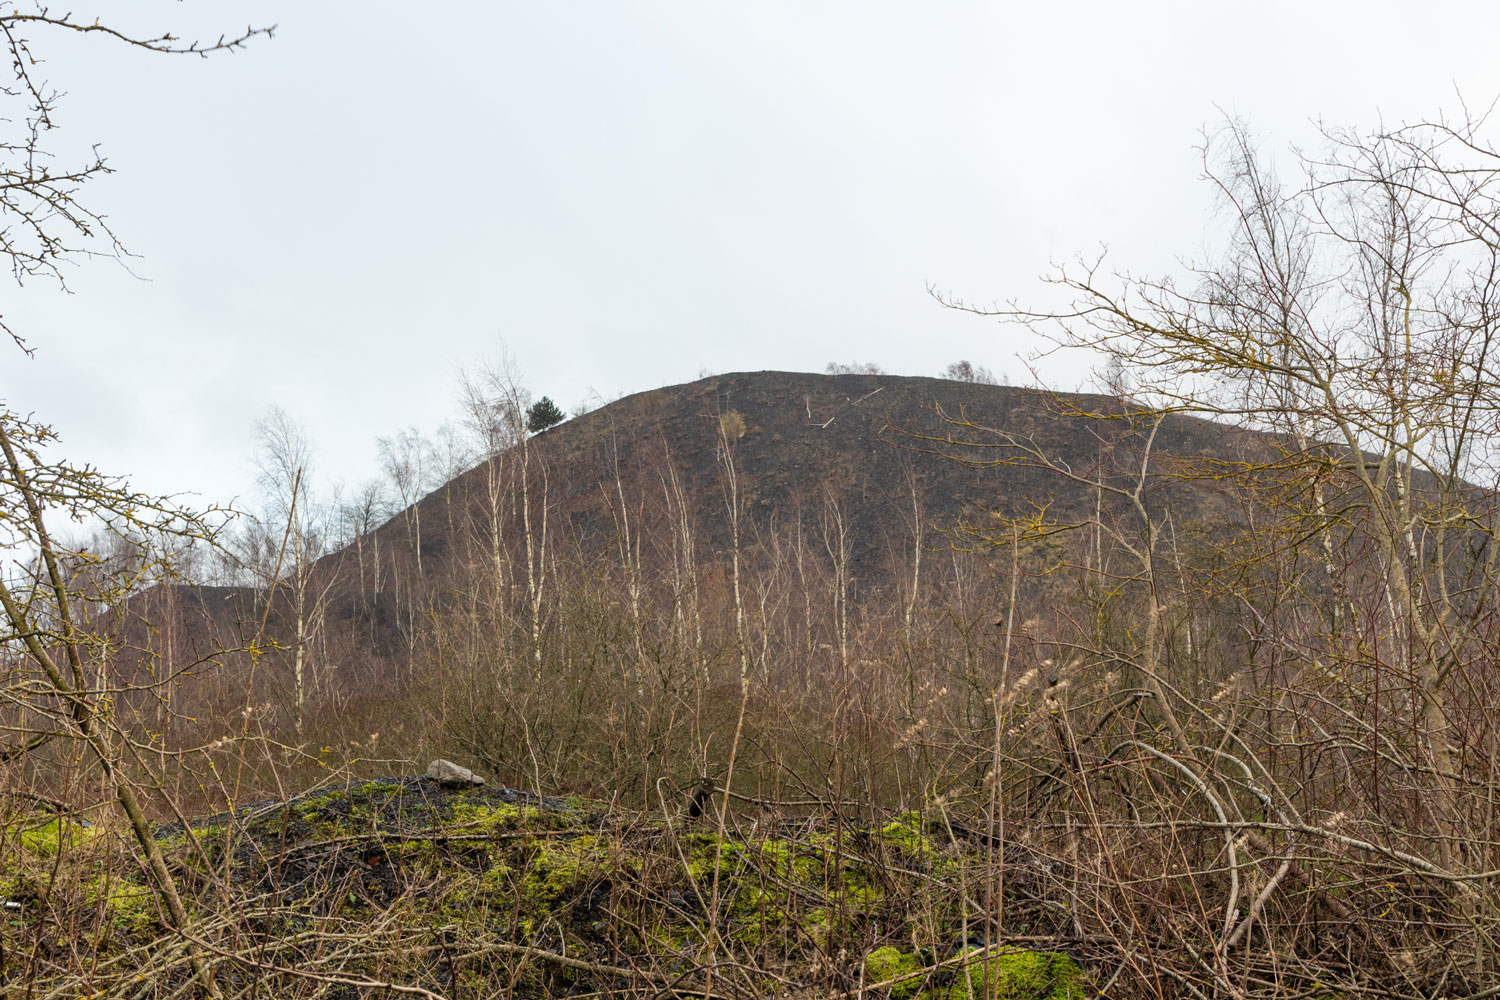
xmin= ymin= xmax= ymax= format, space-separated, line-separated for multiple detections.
xmin=426 ymin=759 xmax=485 ymax=787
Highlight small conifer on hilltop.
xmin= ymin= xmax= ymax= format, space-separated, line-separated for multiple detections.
xmin=525 ymin=396 xmax=566 ymax=434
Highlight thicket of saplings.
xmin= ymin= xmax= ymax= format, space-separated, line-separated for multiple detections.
xmin=5 ymin=403 xmax=1496 ymax=999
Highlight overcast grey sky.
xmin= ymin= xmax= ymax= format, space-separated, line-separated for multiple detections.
xmin=4 ymin=2 xmax=1500 ymax=510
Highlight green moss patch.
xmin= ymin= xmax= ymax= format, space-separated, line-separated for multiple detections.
xmin=15 ymin=817 xmax=97 ymax=855
xmin=943 ymin=949 xmax=1085 ymax=1000
xmin=866 ymin=945 xmax=927 ymax=1000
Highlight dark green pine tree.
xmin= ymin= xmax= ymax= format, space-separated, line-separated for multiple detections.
xmin=525 ymin=396 xmax=566 ymax=434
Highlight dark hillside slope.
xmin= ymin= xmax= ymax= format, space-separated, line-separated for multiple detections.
xmin=345 ymin=370 xmax=1268 ymax=582
xmin=114 ymin=370 xmax=1285 ymax=746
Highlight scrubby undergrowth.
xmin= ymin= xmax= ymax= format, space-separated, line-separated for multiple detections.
xmin=0 ymin=777 xmax=1089 ymax=998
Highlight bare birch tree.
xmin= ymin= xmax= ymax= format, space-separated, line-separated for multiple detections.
xmin=248 ymin=407 xmax=338 ymax=737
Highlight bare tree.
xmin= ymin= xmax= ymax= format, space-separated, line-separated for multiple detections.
xmin=378 ymin=426 xmax=435 ymax=576
xmin=942 ymin=359 xmax=999 ymax=384
xmin=340 ymin=477 xmax=391 ymax=601
xmin=825 ymin=360 xmax=886 ymax=375
xmin=246 ymin=407 xmax=339 ymax=737
xmin=0 ymin=11 xmax=272 ymax=995
xmin=717 ymin=409 xmax=750 ymax=682
xmin=455 ymin=356 xmax=550 ymax=671
xmin=934 ymin=110 xmax=1500 ymax=985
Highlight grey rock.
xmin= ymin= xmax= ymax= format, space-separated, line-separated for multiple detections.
xmin=426 ymin=759 xmax=485 ymax=787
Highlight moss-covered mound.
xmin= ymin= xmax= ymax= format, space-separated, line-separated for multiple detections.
xmin=864 ymin=946 xmax=1085 ymax=1000
xmin=0 ymin=780 xmax=1090 ymax=998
